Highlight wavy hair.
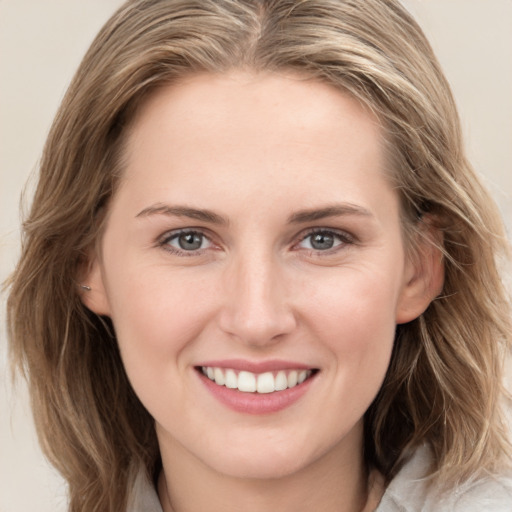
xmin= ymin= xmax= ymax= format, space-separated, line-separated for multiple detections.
xmin=6 ymin=1 xmax=511 ymax=510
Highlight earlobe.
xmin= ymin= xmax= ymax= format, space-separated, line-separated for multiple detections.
xmin=395 ymin=219 xmax=444 ymax=325
xmin=78 ymin=254 xmax=111 ymax=316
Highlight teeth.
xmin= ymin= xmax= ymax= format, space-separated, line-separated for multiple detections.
xmin=256 ymin=372 xmax=274 ymax=394
xmin=201 ymin=367 xmax=313 ymax=393
xmin=298 ymin=370 xmax=308 ymax=384
xmin=225 ymin=369 xmax=238 ymax=389
xmin=214 ymin=367 xmax=225 ymax=386
xmin=238 ymin=371 xmax=256 ymax=392
xmin=275 ymin=371 xmax=288 ymax=391
xmin=287 ymin=370 xmax=298 ymax=388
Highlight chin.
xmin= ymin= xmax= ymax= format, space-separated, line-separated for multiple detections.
xmin=215 ymin=456 xmax=308 ymax=481
xmin=198 ymin=438 xmax=324 ymax=481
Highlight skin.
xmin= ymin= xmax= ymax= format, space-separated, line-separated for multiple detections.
xmin=83 ymin=71 xmax=443 ymax=512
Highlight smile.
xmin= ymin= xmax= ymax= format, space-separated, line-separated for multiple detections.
xmin=200 ymin=366 xmax=314 ymax=393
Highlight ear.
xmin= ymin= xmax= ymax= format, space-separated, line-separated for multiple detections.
xmin=395 ymin=217 xmax=444 ymax=325
xmin=78 ymin=251 xmax=112 ymax=316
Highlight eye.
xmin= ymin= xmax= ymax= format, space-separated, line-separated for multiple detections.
xmin=297 ymin=229 xmax=352 ymax=252
xmin=160 ymin=230 xmax=213 ymax=253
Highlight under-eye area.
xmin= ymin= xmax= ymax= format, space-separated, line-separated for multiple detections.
xmin=196 ymin=366 xmax=320 ymax=394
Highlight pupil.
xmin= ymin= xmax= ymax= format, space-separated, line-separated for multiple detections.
xmin=311 ymin=233 xmax=334 ymax=250
xmin=179 ymin=233 xmax=202 ymax=250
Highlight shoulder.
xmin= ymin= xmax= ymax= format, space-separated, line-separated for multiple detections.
xmin=376 ymin=445 xmax=512 ymax=512
xmin=452 ymin=475 xmax=512 ymax=511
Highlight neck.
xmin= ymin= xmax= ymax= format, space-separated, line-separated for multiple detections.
xmin=157 ymin=427 xmax=383 ymax=512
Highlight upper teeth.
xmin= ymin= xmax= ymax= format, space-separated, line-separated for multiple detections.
xmin=202 ymin=367 xmax=312 ymax=393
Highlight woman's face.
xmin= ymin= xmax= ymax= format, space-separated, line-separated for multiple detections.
xmin=85 ymin=72 xmax=438 ymax=480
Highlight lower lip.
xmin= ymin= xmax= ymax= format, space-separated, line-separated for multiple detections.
xmin=197 ymin=371 xmax=316 ymax=414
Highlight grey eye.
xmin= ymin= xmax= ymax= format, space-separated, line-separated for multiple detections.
xmin=165 ymin=231 xmax=211 ymax=252
xmin=298 ymin=231 xmax=347 ymax=251
xmin=309 ymin=232 xmax=335 ymax=250
xmin=177 ymin=232 xmax=203 ymax=250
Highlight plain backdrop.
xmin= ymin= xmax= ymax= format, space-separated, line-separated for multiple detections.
xmin=1 ymin=1 xmax=511 ymax=511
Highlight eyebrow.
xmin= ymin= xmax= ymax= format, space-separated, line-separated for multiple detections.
xmin=135 ymin=202 xmax=373 ymax=225
xmin=136 ymin=204 xmax=228 ymax=225
xmin=288 ymin=204 xmax=373 ymax=223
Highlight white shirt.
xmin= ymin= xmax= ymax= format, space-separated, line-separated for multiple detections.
xmin=127 ymin=446 xmax=512 ymax=511
xmin=375 ymin=445 xmax=512 ymax=511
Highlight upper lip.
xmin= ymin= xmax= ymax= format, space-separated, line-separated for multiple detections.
xmin=195 ymin=359 xmax=315 ymax=373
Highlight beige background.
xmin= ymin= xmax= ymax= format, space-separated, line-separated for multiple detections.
xmin=1 ymin=1 xmax=511 ymax=511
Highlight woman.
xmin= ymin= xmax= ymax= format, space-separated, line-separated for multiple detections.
xmin=6 ymin=1 xmax=512 ymax=511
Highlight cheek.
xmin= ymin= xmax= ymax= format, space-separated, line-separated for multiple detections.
xmin=104 ymin=264 xmax=217 ymax=386
xmin=302 ymin=264 xmax=401 ymax=336
xmin=300 ymin=267 xmax=400 ymax=385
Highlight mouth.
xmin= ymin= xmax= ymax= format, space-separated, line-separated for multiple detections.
xmin=198 ymin=366 xmax=317 ymax=394
xmin=194 ymin=360 xmax=319 ymax=413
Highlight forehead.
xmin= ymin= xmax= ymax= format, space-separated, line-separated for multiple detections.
xmin=116 ymin=71 xmax=397 ymax=225
xmin=129 ymin=70 xmax=380 ymax=134
xmin=124 ymin=72 xmax=385 ymax=171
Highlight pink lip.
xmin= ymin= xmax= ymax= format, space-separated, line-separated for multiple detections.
xmin=196 ymin=359 xmax=313 ymax=373
xmin=195 ymin=361 xmax=318 ymax=415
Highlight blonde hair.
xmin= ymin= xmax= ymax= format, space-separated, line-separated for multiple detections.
xmin=6 ymin=0 xmax=511 ymax=510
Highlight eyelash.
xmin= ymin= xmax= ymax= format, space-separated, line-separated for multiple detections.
xmin=157 ymin=227 xmax=356 ymax=257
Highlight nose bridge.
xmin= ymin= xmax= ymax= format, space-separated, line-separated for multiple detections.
xmin=218 ymin=245 xmax=296 ymax=345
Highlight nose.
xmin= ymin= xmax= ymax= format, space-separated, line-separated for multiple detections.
xmin=217 ymin=251 xmax=297 ymax=347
